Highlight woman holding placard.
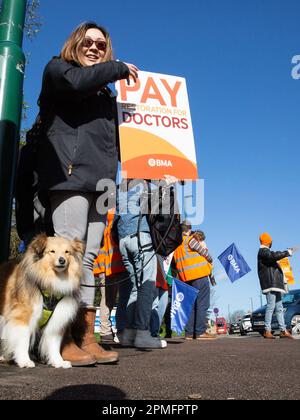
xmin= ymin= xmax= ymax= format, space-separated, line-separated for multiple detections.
xmin=35 ymin=21 xmax=139 ymax=366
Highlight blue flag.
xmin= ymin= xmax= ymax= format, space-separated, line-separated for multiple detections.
xmin=218 ymin=243 xmax=251 ymax=283
xmin=171 ymin=278 xmax=199 ymax=335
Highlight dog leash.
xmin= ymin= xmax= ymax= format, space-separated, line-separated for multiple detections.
xmin=80 ymin=212 xmax=177 ymax=290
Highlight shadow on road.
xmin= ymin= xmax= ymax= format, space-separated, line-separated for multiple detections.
xmin=44 ymin=384 xmax=126 ymax=400
xmin=165 ymin=339 xmax=185 ymax=345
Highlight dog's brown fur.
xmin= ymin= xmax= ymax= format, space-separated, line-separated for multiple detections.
xmin=0 ymin=234 xmax=85 ymax=368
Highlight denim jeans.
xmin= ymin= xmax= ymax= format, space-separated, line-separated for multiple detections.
xmin=185 ymin=277 xmax=210 ymax=336
xmin=118 ymin=232 xmax=157 ymax=331
xmin=265 ymin=292 xmax=286 ymax=332
xmin=150 ymin=288 xmax=169 ymax=337
xmin=115 ymin=271 xmax=133 ymax=332
xmin=49 ymin=191 xmax=106 ymax=307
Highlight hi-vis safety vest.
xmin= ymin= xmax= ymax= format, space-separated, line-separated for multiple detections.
xmin=174 ymin=235 xmax=212 ymax=282
xmin=93 ymin=245 xmax=106 ymax=276
xmin=93 ymin=210 xmax=126 ymax=277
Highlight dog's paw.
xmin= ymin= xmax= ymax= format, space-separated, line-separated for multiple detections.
xmin=61 ymin=360 xmax=72 ymax=369
xmin=17 ymin=360 xmax=36 ymax=369
xmin=51 ymin=360 xmax=72 ymax=369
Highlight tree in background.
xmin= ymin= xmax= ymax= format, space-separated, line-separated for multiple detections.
xmin=230 ymin=310 xmax=246 ymax=324
xmin=20 ymin=0 xmax=42 ymax=142
xmin=25 ymin=0 xmax=42 ymax=40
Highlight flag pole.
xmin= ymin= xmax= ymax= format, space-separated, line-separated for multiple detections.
xmin=0 ymin=0 xmax=27 ymax=263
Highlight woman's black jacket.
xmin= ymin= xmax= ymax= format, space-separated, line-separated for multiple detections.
xmin=36 ymin=57 xmax=129 ymax=192
xmin=257 ymin=247 xmax=290 ymax=294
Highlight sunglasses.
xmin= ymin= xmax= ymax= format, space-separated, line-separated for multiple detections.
xmin=82 ymin=38 xmax=107 ymax=52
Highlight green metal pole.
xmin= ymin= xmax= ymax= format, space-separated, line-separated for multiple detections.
xmin=0 ymin=0 xmax=27 ymax=263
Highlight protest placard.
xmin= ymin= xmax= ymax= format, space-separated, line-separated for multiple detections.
xmin=115 ymin=71 xmax=198 ymax=180
xmin=278 ymin=257 xmax=295 ymax=285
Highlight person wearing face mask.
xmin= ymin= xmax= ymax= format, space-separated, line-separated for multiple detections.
xmin=258 ymin=233 xmax=297 ymax=340
xmin=36 ymin=22 xmax=139 ymax=366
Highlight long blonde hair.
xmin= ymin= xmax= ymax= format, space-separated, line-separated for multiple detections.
xmin=60 ymin=22 xmax=114 ymax=66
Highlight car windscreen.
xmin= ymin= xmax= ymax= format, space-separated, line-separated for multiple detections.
xmin=282 ymin=292 xmax=300 ymax=305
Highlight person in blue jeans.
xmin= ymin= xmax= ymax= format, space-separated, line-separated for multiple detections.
xmin=151 ymin=288 xmax=169 ymax=337
xmin=258 ymin=232 xmax=297 ymax=339
xmin=116 ymin=176 xmax=176 ymax=349
xmin=265 ymin=292 xmax=287 ymax=334
xmin=185 ymin=277 xmax=211 ymax=339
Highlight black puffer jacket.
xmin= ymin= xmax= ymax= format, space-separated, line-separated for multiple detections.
xmin=36 ymin=57 xmax=129 ymax=192
xmin=257 ymin=247 xmax=290 ymax=294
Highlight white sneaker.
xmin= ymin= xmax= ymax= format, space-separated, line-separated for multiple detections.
xmin=160 ymin=340 xmax=167 ymax=348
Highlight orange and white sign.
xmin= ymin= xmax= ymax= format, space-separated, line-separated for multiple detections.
xmin=115 ymin=71 xmax=198 ymax=180
xmin=278 ymin=258 xmax=295 ymax=285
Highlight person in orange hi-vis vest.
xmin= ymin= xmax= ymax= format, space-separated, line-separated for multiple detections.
xmin=94 ymin=209 xmax=127 ymax=342
xmin=173 ymin=221 xmax=216 ymax=341
xmin=93 ymin=243 xmax=106 ymax=278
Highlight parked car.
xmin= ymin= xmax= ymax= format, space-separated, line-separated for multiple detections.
xmin=216 ymin=317 xmax=228 ymax=335
xmin=229 ymin=322 xmax=241 ymax=335
xmin=251 ymin=289 xmax=300 ymax=336
xmin=240 ymin=314 xmax=253 ymax=336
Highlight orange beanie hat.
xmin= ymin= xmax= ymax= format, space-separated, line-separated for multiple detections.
xmin=259 ymin=232 xmax=272 ymax=246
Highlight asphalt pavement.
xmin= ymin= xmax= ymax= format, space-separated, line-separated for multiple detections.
xmin=0 ymin=335 xmax=299 ymax=400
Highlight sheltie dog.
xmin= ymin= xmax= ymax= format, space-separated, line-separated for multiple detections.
xmin=0 ymin=234 xmax=84 ymax=369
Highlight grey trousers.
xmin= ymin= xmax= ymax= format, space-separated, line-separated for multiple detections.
xmin=49 ymin=191 xmax=106 ymax=307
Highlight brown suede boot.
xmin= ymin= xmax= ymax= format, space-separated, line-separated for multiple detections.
xmin=280 ymin=330 xmax=294 ymax=339
xmin=263 ymin=331 xmax=276 ymax=340
xmin=61 ymin=330 xmax=97 ymax=367
xmin=72 ymin=308 xmax=119 ymax=364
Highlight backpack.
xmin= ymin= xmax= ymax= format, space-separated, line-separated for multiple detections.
xmin=15 ymin=114 xmax=54 ymax=243
xmin=140 ymin=182 xmax=182 ymax=257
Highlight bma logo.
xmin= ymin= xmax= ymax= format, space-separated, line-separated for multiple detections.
xmin=170 ymin=292 xmax=185 ymax=319
xmin=148 ymin=158 xmax=173 ymax=168
xmin=176 ymin=293 xmax=184 ymax=302
xmin=228 ymin=254 xmax=241 ymax=274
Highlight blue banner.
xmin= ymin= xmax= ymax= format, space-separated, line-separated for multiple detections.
xmin=171 ymin=278 xmax=199 ymax=335
xmin=218 ymin=243 xmax=251 ymax=283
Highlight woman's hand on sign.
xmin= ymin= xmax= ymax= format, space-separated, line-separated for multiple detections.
xmin=124 ymin=63 xmax=139 ymax=85
xmin=288 ymin=247 xmax=299 ymax=255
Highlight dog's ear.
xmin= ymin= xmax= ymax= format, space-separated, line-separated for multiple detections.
xmin=29 ymin=233 xmax=48 ymax=259
xmin=71 ymin=238 xmax=86 ymax=259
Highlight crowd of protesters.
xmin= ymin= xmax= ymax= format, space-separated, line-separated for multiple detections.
xmin=13 ymin=21 xmax=219 ymax=367
xmin=93 ymin=211 xmax=217 ymax=354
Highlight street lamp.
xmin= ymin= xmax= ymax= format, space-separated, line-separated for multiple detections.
xmin=250 ymin=297 xmax=254 ymax=313
xmin=0 ymin=0 xmax=27 ymax=263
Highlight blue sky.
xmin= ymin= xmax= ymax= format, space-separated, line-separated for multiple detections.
xmin=22 ymin=0 xmax=300 ymax=318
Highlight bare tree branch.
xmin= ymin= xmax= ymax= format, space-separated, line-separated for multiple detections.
xmin=24 ymin=0 xmax=42 ymax=40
